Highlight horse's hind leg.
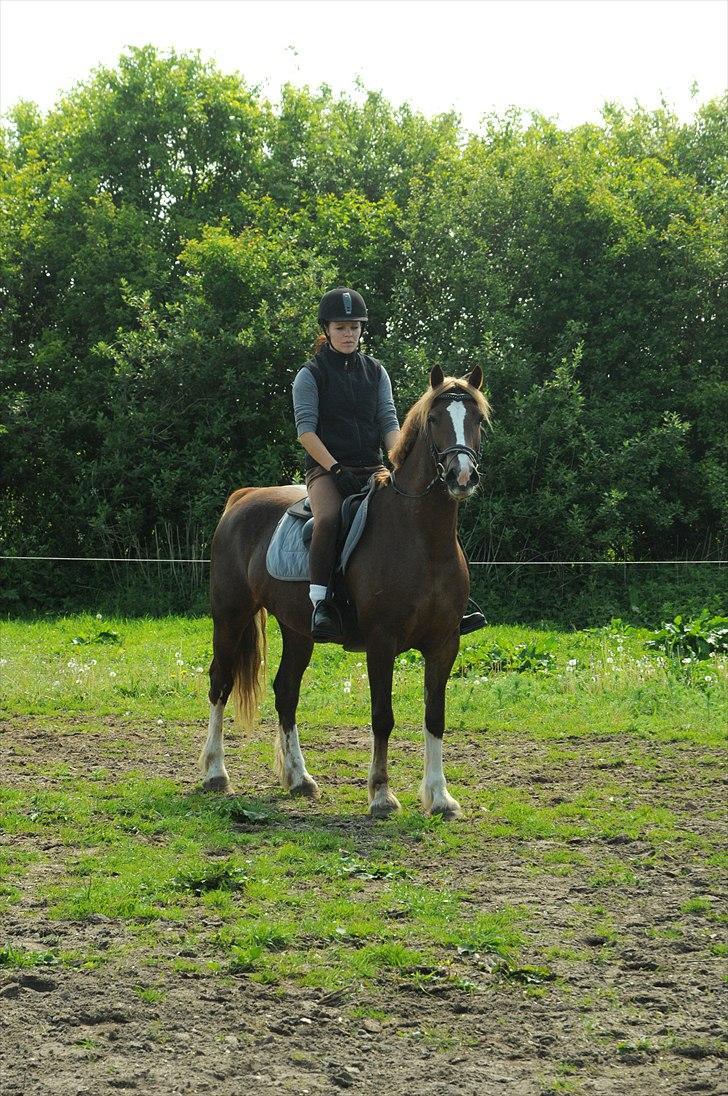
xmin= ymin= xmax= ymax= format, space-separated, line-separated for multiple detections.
xmin=200 ymin=611 xmax=248 ymax=793
xmin=272 ymin=623 xmax=319 ymax=798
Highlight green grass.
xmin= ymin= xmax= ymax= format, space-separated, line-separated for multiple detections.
xmin=1 ymin=612 xmax=726 ymax=993
xmin=1 ymin=614 xmax=726 ymax=744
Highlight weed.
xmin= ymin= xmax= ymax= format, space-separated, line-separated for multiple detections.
xmin=172 ymin=860 xmax=248 ymax=896
xmin=0 ymin=944 xmax=58 ymax=968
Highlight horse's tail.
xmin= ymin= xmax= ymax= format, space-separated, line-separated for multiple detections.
xmin=231 ymin=608 xmax=268 ymax=731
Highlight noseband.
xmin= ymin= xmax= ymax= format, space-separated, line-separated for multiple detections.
xmin=390 ymin=390 xmax=481 ymax=499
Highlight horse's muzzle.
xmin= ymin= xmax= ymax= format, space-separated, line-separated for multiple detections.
xmin=444 ymin=462 xmax=480 ymax=500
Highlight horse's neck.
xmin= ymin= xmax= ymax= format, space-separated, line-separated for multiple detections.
xmin=393 ymin=431 xmax=459 ymax=545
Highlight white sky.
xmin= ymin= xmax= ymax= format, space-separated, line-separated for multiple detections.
xmin=1 ymin=0 xmax=726 ymax=132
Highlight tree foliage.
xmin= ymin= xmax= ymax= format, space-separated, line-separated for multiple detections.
xmin=1 ymin=46 xmax=726 ymax=592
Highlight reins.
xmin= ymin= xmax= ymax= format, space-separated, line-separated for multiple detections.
xmin=389 ymin=390 xmax=481 ymax=499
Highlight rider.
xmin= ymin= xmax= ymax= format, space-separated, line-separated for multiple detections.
xmin=292 ymin=287 xmax=400 ymax=642
xmin=292 ymin=286 xmax=486 ymax=642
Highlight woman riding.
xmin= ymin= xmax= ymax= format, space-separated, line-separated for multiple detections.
xmin=292 ymin=287 xmax=400 ymax=641
xmin=292 ymin=286 xmax=485 ymax=642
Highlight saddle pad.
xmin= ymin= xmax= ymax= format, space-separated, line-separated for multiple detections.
xmin=265 ymin=478 xmax=377 ymax=582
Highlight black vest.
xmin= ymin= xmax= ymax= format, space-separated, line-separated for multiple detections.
xmin=304 ymin=345 xmax=383 ymax=469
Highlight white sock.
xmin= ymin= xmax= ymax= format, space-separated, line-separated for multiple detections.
xmin=309 ymin=584 xmax=328 ymax=607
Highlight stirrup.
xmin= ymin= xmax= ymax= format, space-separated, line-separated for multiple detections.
xmin=311 ymin=600 xmax=343 ymax=643
xmin=459 ymin=597 xmax=487 ymax=636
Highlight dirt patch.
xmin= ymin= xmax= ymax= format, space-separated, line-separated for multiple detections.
xmin=1 ymin=716 xmax=726 ymax=1095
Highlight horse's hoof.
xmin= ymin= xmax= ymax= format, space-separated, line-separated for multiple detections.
xmin=429 ymin=800 xmax=463 ymax=821
xmin=289 ymin=777 xmax=321 ymax=800
xmin=368 ymin=792 xmax=402 ymax=819
xmin=202 ymin=776 xmax=234 ymax=794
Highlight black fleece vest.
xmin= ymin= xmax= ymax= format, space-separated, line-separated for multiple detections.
xmin=304 ymin=345 xmax=383 ymax=469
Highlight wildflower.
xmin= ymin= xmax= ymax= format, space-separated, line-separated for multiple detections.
xmin=96 ymin=613 xmax=102 ymax=620
xmin=108 ymin=670 xmax=117 ymax=678
xmin=704 ymin=675 xmax=713 ymax=683
xmin=195 ymin=666 xmax=204 ymax=674
xmin=157 ymin=718 xmax=164 ymax=725
xmin=567 ymin=659 xmax=578 ymax=671
xmin=176 ymin=658 xmax=184 ymax=666
xmin=0 ymin=658 xmax=7 ymax=667
xmin=342 ymin=679 xmax=352 ymax=694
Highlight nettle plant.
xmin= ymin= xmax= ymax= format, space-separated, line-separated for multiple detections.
xmin=645 ymin=611 xmax=728 ymax=663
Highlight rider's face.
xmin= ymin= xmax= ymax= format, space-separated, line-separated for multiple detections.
xmin=327 ymin=321 xmax=362 ymax=354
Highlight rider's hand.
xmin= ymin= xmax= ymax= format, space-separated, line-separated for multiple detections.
xmin=330 ymin=463 xmax=361 ymax=498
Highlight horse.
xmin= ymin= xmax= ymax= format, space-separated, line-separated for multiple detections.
xmin=199 ymin=364 xmax=490 ymax=819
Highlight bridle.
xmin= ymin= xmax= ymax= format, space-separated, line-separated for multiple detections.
xmin=390 ymin=390 xmax=482 ymax=499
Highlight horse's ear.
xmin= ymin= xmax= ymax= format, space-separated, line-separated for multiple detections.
xmin=464 ymin=365 xmax=483 ymax=390
xmin=430 ymin=365 xmax=444 ymax=389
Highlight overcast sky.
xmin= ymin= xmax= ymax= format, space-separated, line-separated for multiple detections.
xmin=1 ymin=0 xmax=726 ymax=132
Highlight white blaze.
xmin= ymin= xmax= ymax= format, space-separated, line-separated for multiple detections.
xmin=446 ymin=401 xmax=472 ymax=485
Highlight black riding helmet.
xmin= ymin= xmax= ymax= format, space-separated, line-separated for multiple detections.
xmin=317 ymin=287 xmax=368 ymax=327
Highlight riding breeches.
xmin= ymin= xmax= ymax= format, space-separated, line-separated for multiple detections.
xmin=305 ymin=464 xmax=384 ymax=587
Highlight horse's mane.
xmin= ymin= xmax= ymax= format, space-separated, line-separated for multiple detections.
xmin=379 ymin=377 xmax=491 ymax=482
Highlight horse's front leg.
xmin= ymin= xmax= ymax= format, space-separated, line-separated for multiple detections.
xmin=421 ymin=634 xmax=462 ymax=819
xmin=366 ymin=642 xmax=401 ymax=818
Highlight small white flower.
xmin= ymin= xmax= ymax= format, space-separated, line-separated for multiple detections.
xmin=195 ymin=666 xmax=204 ymax=674
xmin=52 ymin=680 xmax=60 ymax=687
xmin=682 ymin=657 xmax=692 ymax=665
xmin=96 ymin=613 xmax=102 ymax=620
xmin=157 ymin=718 xmax=164 ymax=725
xmin=342 ymin=680 xmax=352 ymax=693
xmin=124 ymin=710 xmax=130 ymax=717
xmin=90 ymin=659 xmax=97 ymax=666
xmin=176 ymin=658 xmax=184 ymax=666
xmin=108 ymin=670 xmax=117 ymax=678
xmin=704 ymin=675 xmax=713 ymax=682
xmin=606 ymin=657 xmax=614 ymax=664
xmin=0 ymin=658 xmax=8 ymax=667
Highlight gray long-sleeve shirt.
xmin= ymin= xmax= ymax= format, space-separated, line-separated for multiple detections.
xmin=292 ymin=363 xmax=400 ymax=439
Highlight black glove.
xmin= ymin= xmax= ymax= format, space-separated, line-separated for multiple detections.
xmin=330 ymin=463 xmax=361 ymax=498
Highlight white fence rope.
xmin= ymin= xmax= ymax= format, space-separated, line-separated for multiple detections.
xmin=1 ymin=555 xmax=725 ymax=566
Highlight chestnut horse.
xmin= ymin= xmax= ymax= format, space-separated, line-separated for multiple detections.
xmin=199 ymin=365 xmax=490 ymax=819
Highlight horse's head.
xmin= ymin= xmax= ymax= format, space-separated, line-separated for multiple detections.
xmin=427 ymin=365 xmax=487 ymax=501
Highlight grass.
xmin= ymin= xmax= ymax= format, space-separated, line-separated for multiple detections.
xmin=1 ymin=613 xmax=726 ymax=745
xmin=1 ymin=611 xmax=727 ymax=995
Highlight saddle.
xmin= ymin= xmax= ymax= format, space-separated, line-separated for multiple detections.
xmin=265 ymin=478 xmax=376 ymax=585
xmin=265 ymin=480 xmax=376 ymax=652
xmin=284 ymin=489 xmax=368 ymax=549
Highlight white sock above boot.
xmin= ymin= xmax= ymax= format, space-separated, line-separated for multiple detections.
xmin=309 ymin=584 xmax=328 ymax=607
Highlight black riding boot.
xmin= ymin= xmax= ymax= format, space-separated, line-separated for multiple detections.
xmin=311 ymin=599 xmax=344 ymax=643
xmin=459 ymin=611 xmax=486 ymax=635
xmin=459 ymin=597 xmax=487 ymax=635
